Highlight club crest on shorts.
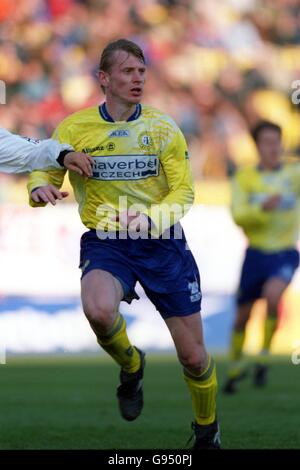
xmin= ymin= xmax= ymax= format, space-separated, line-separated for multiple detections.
xmin=81 ymin=259 xmax=90 ymax=273
xmin=188 ymin=280 xmax=201 ymax=302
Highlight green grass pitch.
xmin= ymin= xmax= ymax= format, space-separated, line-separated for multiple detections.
xmin=0 ymin=354 xmax=299 ymax=449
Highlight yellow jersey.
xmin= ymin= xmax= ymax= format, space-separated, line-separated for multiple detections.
xmin=231 ymin=163 xmax=300 ymax=251
xmin=27 ymin=103 xmax=194 ymax=237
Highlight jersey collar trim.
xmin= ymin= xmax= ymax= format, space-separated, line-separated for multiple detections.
xmin=99 ymin=103 xmax=141 ymax=122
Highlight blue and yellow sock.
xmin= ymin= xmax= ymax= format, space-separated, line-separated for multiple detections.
xmin=257 ymin=314 xmax=277 ymax=364
xmin=227 ymin=329 xmax=246 ymax=379
xmin=97 ymin=313 xmax=141 ymax=373
xmin=262 ymin=315 xmax=277 ymax=352
xmin=230 ymin=330 xmax=245 ymax=361
xmin=184 ymin=355 xmax=217 ymax=425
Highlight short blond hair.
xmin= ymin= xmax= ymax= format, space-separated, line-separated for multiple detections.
xmin=99 ymin=38 xmax=145 ymax=73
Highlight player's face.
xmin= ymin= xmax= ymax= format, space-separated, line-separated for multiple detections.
xmin=100 ymin=50 xmax=146 ymax=105
xmin=257 ymin=129 xmax=282 ymax=169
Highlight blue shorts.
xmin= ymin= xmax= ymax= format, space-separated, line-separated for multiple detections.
xmin=79 ymin=227 xmax=201 ymax=318
xmin=237 ymin=247 xmax=299 ymax=305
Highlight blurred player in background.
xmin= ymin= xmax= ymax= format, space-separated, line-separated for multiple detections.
xmin=223 ymin=121 xmax=300 ymax=394
xmin=0 ymin=127 xmax=93 ymax=178
xmin=27 ymin=39 xmax=220 ymax=449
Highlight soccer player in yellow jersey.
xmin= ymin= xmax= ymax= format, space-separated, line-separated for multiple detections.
xmin=27 ymin=39 xmax=220 ymax=449
xmin=224 ymin=121 xmax=300 ymax=394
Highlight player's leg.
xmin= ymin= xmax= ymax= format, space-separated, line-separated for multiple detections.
xmin=80 ymin=230 xmax=146 ymax=420
xmin=231 ymin=301 xmax=254 ymax=360
xmin=135 ymin=229 xmax=219 ymax=447
xmin=261 ymin=277 xmax=288 ymax=355
xmin=81 ymin=269 xmax=140 ymax=371
xmin=81 ymin=269 xmax=144 ymax=420
xmin=223 ymin=301 xmax=254 ymax=393
xmin=164 ymin=312 xmax=220 ymax=449
xmin=254 ymin=277 xmax=289 ymax=386
xmin=254 ymin=248 xmax=299 ymax=386
xmin=224 ymin=248 xmax=264 ymax=393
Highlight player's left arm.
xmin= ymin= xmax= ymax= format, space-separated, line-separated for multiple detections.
xmin=146 ymin=128 xmax=194 ymax=236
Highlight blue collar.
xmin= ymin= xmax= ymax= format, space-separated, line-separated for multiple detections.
xmin=99 ymin=102 xmax=142 ymax=122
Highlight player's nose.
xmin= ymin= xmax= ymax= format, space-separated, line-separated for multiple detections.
xmin=132 ymin=70 xmax=143 ymax=82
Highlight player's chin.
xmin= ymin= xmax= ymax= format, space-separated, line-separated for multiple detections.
xmin=128 ymin=93 xmax=142 ymax=104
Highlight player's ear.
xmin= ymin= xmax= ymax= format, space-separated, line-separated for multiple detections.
xmin=99 ymin=70 xmax=109 ymax=88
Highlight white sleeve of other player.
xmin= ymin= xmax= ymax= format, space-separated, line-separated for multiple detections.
xmin=0 ymin=128 xmax=73 ymax=173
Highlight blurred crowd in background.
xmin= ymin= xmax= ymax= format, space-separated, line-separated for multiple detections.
xmin=0 ymin=0 xmax=300 ymax=203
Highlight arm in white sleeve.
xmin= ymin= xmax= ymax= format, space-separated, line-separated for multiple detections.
xmin=0 ymin=128 xmax=73 ymax=173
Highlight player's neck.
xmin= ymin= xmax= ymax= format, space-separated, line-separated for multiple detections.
xmin=105 ymin=99 xmax=138 ymax=122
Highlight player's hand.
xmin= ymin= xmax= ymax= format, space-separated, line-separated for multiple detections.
xmin=63 ymin=152 xmax=93 ymax=177
xmin=128 ymin=214 xmax=149 ymax=232
xmin=128 ymin=213 xmax=150 ymax=232
xmin=31 ymin=184 xmax=69 ymax=206
xmin=113 ymin=210 xmax=150 ymax=232
xmin=261 ymin=194 xmax=282 ymax=211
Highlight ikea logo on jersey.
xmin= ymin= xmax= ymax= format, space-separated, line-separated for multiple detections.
xmin=92 ymin=154 xmax=159 ymax=181
xmin=108 ymin=130 xmax=130 ymax=137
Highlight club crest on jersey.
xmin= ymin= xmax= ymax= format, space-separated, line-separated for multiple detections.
xmin=138 ymin=132 xmax=153 ymax=150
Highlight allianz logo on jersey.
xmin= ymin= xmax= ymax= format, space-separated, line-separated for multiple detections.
xmin=108 ymin=130 xmax=130 ymax=137
xmin=92 ymin=154 xmax=159 ymax=181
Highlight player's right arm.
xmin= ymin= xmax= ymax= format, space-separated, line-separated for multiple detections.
xmin=27 ymin=168 xmax=67 ymax=207
xmin=231 ymin=169 xmax=270 ymax=229
xmin=27 ymin=118 xmax=75 ymax=207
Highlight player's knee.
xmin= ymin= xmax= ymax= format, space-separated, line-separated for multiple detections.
xmin=83 ymin=299 xmax=116 ymax=330
xmin=263 ymin=282 xmax=285 ymax=311
xmin=179 ymin=347 xmax=207 ymax=374
xmin=264 ymin=293 xmax=280 ymax=313
xmin=234 ymin=304 xmax=251 ymax=330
